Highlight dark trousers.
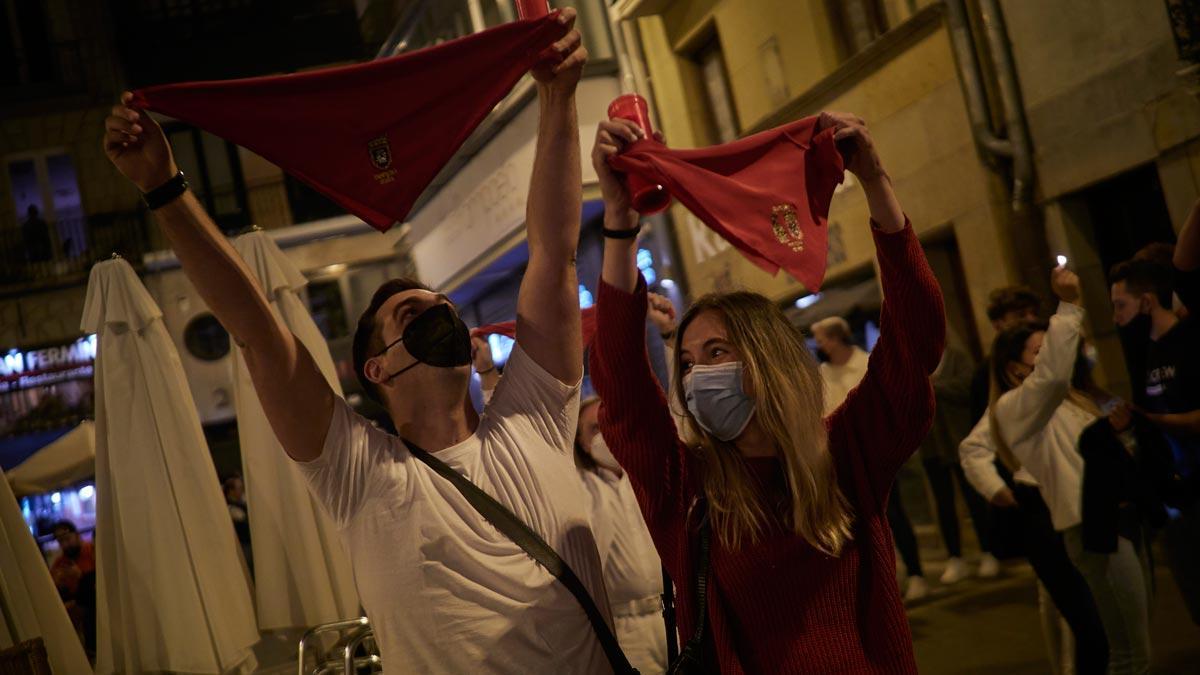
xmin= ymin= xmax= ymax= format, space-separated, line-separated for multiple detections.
xmin=1162 ymin=499 xmax=1200 ymax=625
xmin=1013 ymin=484 xmax=1109 ymax=675
xmin=888 ymin=488 xmax=923 ymax=577
xmin=923 ymin=458 xmax=994 ymax=556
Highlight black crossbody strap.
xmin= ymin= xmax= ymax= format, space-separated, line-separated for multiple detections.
xmin=406 ymin=441 xmax=637 ymax=674
xmin=667 ymin=501 xmax=712 ymax=674
xmin=686 ymin=509 xmax=712 ymax=646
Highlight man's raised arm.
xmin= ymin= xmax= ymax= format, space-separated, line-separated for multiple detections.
xmin=515 ymin=9 xmax=588 ymax=384
xmin=104 ymin=93 xmax=333 ymax=461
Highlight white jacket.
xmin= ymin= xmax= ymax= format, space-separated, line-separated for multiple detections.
xmin=991 ymin=301 xmax=1096 ymax=531
xmin=959 ymin=413 xmax=1039 ymax=501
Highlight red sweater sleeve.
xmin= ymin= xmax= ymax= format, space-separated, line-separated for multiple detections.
xmin=828 ymin=221 xmax=945 ymax=506
xmin=589 ymin=276 xmax=692 ymax=573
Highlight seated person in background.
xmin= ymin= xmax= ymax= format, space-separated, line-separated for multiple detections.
xmin=50 ymin=519 xmax=96 ymax=651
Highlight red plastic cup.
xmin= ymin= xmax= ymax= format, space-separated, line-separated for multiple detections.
xmin=515 ymin=0 xmax=550 ymax=19
xmin=607 ymin=94 xmax=671 ymax=215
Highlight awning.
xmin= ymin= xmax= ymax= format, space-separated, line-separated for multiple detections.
xmin=6 ymin=421 xmax=95 ymax=497
xmin=785 ymin=277 xmax=881 ymax=329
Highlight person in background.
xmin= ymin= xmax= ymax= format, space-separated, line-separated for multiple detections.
xmin=222 ymin=473 xmax=253 ymax=576
xmin=474 ymin=338 xmax=669 ymax=674
xmin=50 ymin=519 xmax=96 ymax=652
xmin=1110 ymin=199 xmax=1200 ymax=626
xmin=919 ymin=342 xmax=1001 ymax=583
xmin=21 ymin=204 xmax=53 ymax=264
xmin=960 ymin=411 xmax=1095 ymax=675
xmin=812 ymin=316 xmax=870 ymax=416
xmin=988 ymin=265 xmax=1146 ymax=673
xmin=813 ymin=315 xmax=929 ymax=600
xmin=970 ymin=286 xmax=1041 ymax=424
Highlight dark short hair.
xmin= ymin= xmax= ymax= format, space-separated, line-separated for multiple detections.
xmin=1134 ymin=242 xmax=1175 ymax=267
xmin=986 ymin=286 xmax=1041 ymax=322
xmin=1110 ymin=258 xmax=1173 ymax=307
xmin=352 ymin=277 xmax=432 ymax=403
xmin=51 ymin=520 xmax=78 ymax=534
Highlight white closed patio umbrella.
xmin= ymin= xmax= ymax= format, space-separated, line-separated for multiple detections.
xmin=0 ymin=467 xmax=91 ymax=673
xmin=230 ymin=230 xmax=359 ymax=630
xmin=82 ymin=257 xmax=258 ymax=674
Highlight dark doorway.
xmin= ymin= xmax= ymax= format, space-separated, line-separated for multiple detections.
xmin=1080 ymin=164 xmax=1176 ymax=275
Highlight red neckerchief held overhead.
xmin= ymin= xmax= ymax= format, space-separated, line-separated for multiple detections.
xmin=131 ymin=13 xmax=569 ymax=232
xmin=609 ymin=117 xmax=845 ymax=291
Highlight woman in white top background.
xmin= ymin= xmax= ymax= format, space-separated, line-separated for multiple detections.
xmin=473 ymin=337 xmax=669 ymax=674
xmin=988 ymin=265 xmax=1151 ymax=675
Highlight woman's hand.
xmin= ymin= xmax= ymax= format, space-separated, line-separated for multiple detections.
xmin=1051 ymin=265 xmax=1081 ymax=305
xmin=591 ymin=118 xmax=643 ymax=223
xmin=647 ymin=292 xmax=677 ymax=339
xmin=816 ymin=112 xmax=904 ymax=232
xmin=471 ymin=336 xmax=495 ymax=374
xmin=816 ymin=111 xmax=886 ymax=183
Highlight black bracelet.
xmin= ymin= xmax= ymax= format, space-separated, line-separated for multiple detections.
xmin=476 ymin=366 xmax=495 ymax=375
xmin=602 ymin=224 xmax=642 ymax=239
xmin=143 ymin=171 xmax=189 ymax=210
xmin=660 ymin=330 xmax=675 ymax=341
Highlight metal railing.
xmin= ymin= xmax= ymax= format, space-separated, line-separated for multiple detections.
xmin=297 ymin=617 xmax=381 ymax=675
xmin=0 ymin=211 xmax=154 ymax=292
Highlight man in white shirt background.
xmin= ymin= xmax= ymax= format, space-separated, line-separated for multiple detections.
xmin=813 ymin=316 xmax=871 ymax=415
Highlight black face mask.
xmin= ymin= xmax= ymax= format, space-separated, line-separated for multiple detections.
xmin=1117 ymin=311 xmax=1152 ymax=342
xmin=376 ymin=303 xmax=472 ymax=382
xmin=815 ymin=348 xmax=830 ymax=363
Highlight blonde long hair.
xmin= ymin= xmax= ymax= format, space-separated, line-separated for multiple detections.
xmin=672 ymin=292 xmax=853 ymax=555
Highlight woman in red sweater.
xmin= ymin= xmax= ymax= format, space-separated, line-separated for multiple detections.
xmin=589 ymin=111 xmax=945 ymax=674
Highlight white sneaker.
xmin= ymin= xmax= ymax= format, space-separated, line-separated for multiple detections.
xmin=939 ymin=557 xmax=968 ymax=584
xmin=977 ymin=553 xmax=1000 ymax=579
xmin=904 ymin=575 xmax=929 ymax=601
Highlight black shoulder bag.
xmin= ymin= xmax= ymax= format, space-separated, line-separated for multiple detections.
xmin=405 ymin=441 xmax=638 ymax=674
xmin=667 ymin=502 xmax=713 ymax=674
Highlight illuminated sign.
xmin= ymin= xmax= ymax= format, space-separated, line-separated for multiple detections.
xmin=0 ymin=334 xmax=96 ymax=392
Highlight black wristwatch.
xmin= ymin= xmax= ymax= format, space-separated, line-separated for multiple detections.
xmin=602 ymin=223 xmax=642 ymax=239
xmin=143 ymin=171 xmax=189 ymax=210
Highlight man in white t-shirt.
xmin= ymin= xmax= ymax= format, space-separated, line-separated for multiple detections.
xmin=103 ymin=11 xmax=607 ymax=673
xmin=813 ymin=316 xmax=871 ymax=414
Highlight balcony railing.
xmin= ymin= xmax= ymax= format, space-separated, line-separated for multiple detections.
xmin=0 ymin=211 xmax=154 ymax=294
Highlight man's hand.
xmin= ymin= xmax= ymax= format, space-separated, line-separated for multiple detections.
xmin=815 ymin=111 xmax=886 ymax=183
xmin=1051 ymin=265 xmax=1081 ymax=304
xmin=990 ymin=486 xmax=1018 ymax=509
xmin=104 ymin=92 xmax=178 ymax=192
xmin=531 ymin=8 xmax=587 ymax=94
xmin=591 ymin=118 xmax=643 ymax=219
xmin=647 ymin=292 xmax=677 ymax=338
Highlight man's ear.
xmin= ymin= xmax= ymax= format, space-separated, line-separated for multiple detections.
xmin=364 ymin=356 xmax=386 ymax=386
xmin=1140 ymin=293 xmax=1158 ymax=313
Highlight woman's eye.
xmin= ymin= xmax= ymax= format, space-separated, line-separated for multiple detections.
xmin=681 ymin=362 xmax=694 ymax=372
xmin=710 ymin=347 xmax=726 ymax=358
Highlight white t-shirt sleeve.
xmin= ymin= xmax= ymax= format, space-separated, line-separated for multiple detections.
xmin=484 ymin=342 xmax=581 ymax=452
xmin=295 ymin=395 xmax=400 ymax=527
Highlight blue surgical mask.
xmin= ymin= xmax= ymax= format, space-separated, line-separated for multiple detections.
xmin=683 ymin=361 xmax=757 ymax=442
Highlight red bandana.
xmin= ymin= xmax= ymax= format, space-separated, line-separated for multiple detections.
xmin=131 ymin=14 xmax=568 ymax=231
xmin=609 ymin=117 xmax=844 ymax=290
xmin=473 ymin=306 xmax=598 ymax=347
